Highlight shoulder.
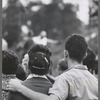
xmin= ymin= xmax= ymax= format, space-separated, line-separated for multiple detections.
xmin=55 ymin=72 xmax=68 ymax=83
xmin=21 ymin=78 xmax=32 ymax=86
xmin=55 ymin=69 xmax=77 ymax=83
xmin=22 ymin=77 xmax=52 ymax=87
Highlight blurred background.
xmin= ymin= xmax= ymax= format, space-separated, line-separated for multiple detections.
xmin=2 ymin=0 xmax=98 ymax=76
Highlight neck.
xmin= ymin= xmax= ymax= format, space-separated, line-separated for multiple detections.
xmin=68 ymin=58 xmax=82 ymax=69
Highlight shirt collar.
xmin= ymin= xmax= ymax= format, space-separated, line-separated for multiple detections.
xmin=26 ymin=74 xmax=48 ymax=80
xmin=74 ymin=65 xmax=88 ymax=70
xmin=65 ymin=65 xmax=88 ymax=72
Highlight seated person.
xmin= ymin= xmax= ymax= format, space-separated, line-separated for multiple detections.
xmin=57 ymin=58 xmax=68 ymax=75
xmin=7 ymin=44 xmax=53 ymax=100
xmin=2 ymin=50 xmax=19 ymax=100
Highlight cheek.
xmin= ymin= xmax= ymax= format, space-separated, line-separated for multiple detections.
xmin=23 ymin=54 xmax=29 ymax=62
xmin=22 ymin=59 xmax=29 ymax=71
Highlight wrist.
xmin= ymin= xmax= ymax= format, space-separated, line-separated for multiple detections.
xmin=17 ymin=84 xmax=25 ymax=93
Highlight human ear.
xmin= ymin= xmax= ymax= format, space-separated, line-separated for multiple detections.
xmin=83 ymin=52 xmax=87 ymax=60
xmin=64 ymin=50 xmax=69 ymax=58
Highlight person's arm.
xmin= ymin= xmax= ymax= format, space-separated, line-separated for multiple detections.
xmin=47 ymin=39 xmax=58 ymax=44
xmin=8 ymin=79 xmax=59 ymax=100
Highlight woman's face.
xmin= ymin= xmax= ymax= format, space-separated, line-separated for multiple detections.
xmin=22 ymin=54 xmax=29 ymax=75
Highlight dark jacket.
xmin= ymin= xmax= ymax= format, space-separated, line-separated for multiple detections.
xmin=7 ymin=77 xmax=52 ymax=100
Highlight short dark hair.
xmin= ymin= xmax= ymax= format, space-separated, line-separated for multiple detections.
xmin=65 ymin=34 xmax=88 ymax=63
xmin=16 ymin=64 xmax=26 ymax=81
xmin=2 ymin=50 xmax=19 ymax=74
xmin=83 ymin=47 xmax=96 ymax=70
xmin=28 ymin=44 xmax=52 ymax=75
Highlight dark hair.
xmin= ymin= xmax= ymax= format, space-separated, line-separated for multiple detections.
xmin=2 ymin=50 xmax=19 ymax=74
xmin=65 ymin=34 xmax=88 ymax=63
xmin=28 ymin=44 xmax=52 ymax=75
xmin=58 ymin=59 xmax=68 ymax=71
xmin=16 ymin=64 xmax=26 ymax=81
xmin=83 ymin=47 xmax=96 ymax=70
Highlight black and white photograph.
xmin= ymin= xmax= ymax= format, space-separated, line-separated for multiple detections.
xmin=2 ymin=0 xmax=98 ymax=100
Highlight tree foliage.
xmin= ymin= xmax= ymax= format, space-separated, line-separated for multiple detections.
xmin=3 ymin=0 xmax=82 ymax=47
xmin=30 ymin=3 xmax=81 ymax=40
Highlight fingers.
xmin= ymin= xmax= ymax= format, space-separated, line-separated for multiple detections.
xmin=6 ymin=79 xmax=22 ymax=92
xmin=6 ymin=84 xmax=12 ymax=91
xmin=8 ymin=85 xmax=17 ymax=92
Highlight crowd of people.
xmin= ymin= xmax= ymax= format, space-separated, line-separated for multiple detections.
xmin=2 ymin=34 xmax=98 ymax=100
xmin=15 ymin=30 xmax=58 ymax=59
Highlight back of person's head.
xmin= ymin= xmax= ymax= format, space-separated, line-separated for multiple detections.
xmin=65 ymin=34 xmax=88 ymax=63
xmin=58 ymin=59 xmax=68 ymax=71
xmin=2 ymin=50 xmax=19 ymax=75
xmin=16 ymin=64 xmax=27 ymax=81
xmin=57 ymin=59 xmax=68 ymax=75
xmin=83 ymin=47 xmax=96 ymax=69
xmin=28 ymin=44 xmax=52 ymax=75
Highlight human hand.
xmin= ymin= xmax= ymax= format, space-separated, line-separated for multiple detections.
xmin=8 ymin=79 xmax=23 ymax=92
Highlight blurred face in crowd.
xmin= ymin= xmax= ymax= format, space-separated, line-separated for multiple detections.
xmin=22 ymin=54 xmax=29 ymax=76
xmin=57 ymin=58 xmax=68 ymax=75
xmin=57 ymin=65 xmax=63 ymax=75
xmin=40 ymin=31 xmax=47 ymax=38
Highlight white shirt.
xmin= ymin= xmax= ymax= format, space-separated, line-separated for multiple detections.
xmin=32 ymin=36 xmax=47 ymax=45
xmin=2 ymin=38 xmax=8 ymax=50
xmin=26 ymin=74 xmax=48 ymax=80
xmin=49 ymin=65 xmax=98 ymax=100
